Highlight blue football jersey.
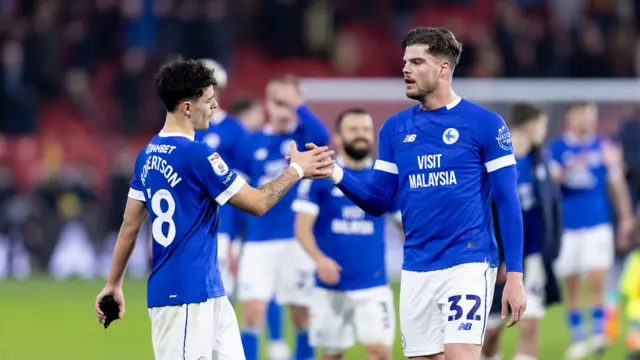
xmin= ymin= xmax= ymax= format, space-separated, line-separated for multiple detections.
xmin=235 ymin=107 xmax=330 ymax=241
xmin=516 ymin=154 xmax=541 ymax=257
xmin=549 ymin=135 xmax=612 ymax=229
xmin=129 ymin=132 xmax=246 ymax=308
xmin=376 ymin=98 xmax=514 ymax=271
xmin=292 ymin=162 xmax=397 ymax=291
xmin=195 ymin=112 xmax=248 ymax=239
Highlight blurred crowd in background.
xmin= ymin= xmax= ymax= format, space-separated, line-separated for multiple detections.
xmin=0 ymin=0 xmax=640 ymax=278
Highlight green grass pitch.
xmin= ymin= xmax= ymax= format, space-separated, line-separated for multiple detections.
xmin=0 ymin=278 xmax=628 ymax=359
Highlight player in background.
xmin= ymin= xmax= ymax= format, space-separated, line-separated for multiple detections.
xmin=94 ymin=59 xmax=335 ymax=360
xmin=194 ymin=65 xmax=290 ymax=358
xmin=481 ymin=104 xmax=563 ymax=360
xmin=312 ymin=27 xmax=526 ymax=360
xmin=549 ymin=102 xmax=635 ymax=359
xmin=235 ymin=76 xmax=330 ymax=360
xmin=227 ymin=95 xmax=292 ymax=359
xmin=292 ymin=108 xmax=401 ymax=360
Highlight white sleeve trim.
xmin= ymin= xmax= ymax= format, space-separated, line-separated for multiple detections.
xmin=128 ymin=188 xmax=146 ymax=202
xmin=485 ymin=154 xmax=516 ymax=173
xmin=291 ymin=199 xmax=320 ymax=216
xmin=215 ymin=176 xmax=246 ymax=205
xmin=374 ymin=159 xmax=399 ymax=174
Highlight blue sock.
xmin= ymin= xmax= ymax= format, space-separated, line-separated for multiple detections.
xmin=267 ymin=300 xmax=284 ymax=342
xmin=568 ymin=309 xmax=584 ymax=343
xmin=294 ymin=329 xmax=314 ymax=360
xmin=241 ymin=328 xmax=260 ymax=360
xmin=593 ymin=306 xmax=605 ymax=336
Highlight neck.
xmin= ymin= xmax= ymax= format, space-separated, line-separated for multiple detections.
xmin=511 ymin=130 xmax=531 ymax=156
xmin=421 ymin=84 xmax=457 ymax=110
xmin=162 ymin=113 xmax=195 ymax=138
xmin=339 ymin=151 xmax=370 ymax=170
xmin=569 ymin=130 xmax=591 ymax=142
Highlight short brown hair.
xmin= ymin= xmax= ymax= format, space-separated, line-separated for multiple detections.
xmin=508 ymin=103 xmax=545 ymax=128
xmin=401 ymin=27 xmax=463 ymax=67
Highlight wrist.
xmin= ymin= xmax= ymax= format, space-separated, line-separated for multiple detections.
xmin=329 ymin=164 xmax=344 ymax=184
xmin=289 ymin=163 xmax=304 ymax=179
xmin=506 ymin=271 xmax=523 ymax=280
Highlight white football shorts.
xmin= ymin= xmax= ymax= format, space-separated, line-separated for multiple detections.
xmin=555 ymin=223 xmax=614 ymax=277
xmin=309 ymin=286 xmax=396 ymax=353
xmin=400 ymin=262 xmax=497 ymax=357
xmin=237 ymin=239 xmax=315 ymax=306
xmin=148 ymin=296 xmax=244 ymax=360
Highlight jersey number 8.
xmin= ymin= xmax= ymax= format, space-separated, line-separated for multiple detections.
xmin=150 ymin=189 xmax=176 ymax=247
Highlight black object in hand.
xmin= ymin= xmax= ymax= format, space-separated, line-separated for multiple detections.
xmin=99 ymin=295 xmax=120 ymax=329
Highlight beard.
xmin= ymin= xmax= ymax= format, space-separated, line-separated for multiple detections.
xmin=405 ymin=81 xmax=437 ymax=101
xmin=344 ymin=139 xmax=371 ymax=161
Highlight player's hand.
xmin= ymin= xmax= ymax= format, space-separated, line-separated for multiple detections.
xmin=288 ymin=141 xmax=334 ymax=179
xmin=95 ymin=285 xmax=125 ymax=324
xmin=272 ymin=80 xmax=304 ymax=108
xmin=315 ymin=255 xmax=341 ymax=285
xmin=501 ymin=272 xmax=526 ymax=328
xmin=601 ymin=141 xmax=623 ymax=168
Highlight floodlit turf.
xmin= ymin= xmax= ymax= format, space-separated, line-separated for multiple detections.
xmin=0 ymin=278 xmax=629 ymax=359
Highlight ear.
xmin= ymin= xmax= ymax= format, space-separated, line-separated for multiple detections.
xmin=439 ymin=61 xmax=451 ymax=78
xmin=179 ymin=100 xmax=192 ymax=117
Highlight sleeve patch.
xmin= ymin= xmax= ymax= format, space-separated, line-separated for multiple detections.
xmin=496 ymin=126 xmax=513 ymax=151
xmin=208 ymin=152 xmax=229 ymax=176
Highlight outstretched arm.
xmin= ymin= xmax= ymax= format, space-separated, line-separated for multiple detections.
xmin=331 ymin=167 xmax=398 ymax=217
xmin=297 ymin=105 xmax=330 ymax=145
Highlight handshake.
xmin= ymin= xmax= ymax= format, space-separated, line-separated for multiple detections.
xmin=286 ymin=142 xmax=342 ymax=182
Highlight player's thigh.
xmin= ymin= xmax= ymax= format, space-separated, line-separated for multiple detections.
xmin=149 ymin=301 xmax=215 ymax=360
xmin=399 ymin=269 xmax=446 ymax=357
xmin=213 ymin=296 xmax=246 ymax=360
xmin=309 ymin=287 xmax=355 ymax=351
xmin=237 ymin=241 xmax=281 ymax=302
xmin=522 ymin=253 xmax=546 ymax=320
xmin=352 ymin=286 xmax=396 ymax=348
xmin=554 ymin=229 xmax=582 ymax=278
xmin=441 ymin=262 xmax=497 ymax=347
xmin=582 ymin=224 xmax=615 ymax=273
xmin=275 ymin=239 xmax=315 ymax=307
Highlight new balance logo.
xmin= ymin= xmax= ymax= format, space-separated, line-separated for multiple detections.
xmin=403 ymin=134 xmax=416 ymax=143
xmin=458 ymin=323 xmax=473 ymax=331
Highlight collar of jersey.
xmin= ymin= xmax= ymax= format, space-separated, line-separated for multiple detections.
xmin=336 ymin=156 xmax=373 ymax=169
xmin=158 ymin=131 xmax=195 ymax=141
xmin=563 ymin=131 xmax=596 ymax=146
xmin=417 ymin=95 xmax=462 ymax=113
xmin=210 ymin=110 xmax=227 ymax=125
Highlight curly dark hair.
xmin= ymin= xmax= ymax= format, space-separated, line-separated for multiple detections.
xmin=401 ymin=27 xmax=462 ymax=68
xmin=154 ymin=59 xmax=217 ymax=112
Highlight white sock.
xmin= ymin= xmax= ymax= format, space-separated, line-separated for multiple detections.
xmin=513 ymin=354 xmax=536 ymax=360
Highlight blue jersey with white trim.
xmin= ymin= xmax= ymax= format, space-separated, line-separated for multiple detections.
xmin=377 ymin=98 xmax=513 ymax=271
xmin=292 ymin=164 xmax=397 ymax=291
xmin=129 ymin=132 xmax=245 ymax=308
xmin=235 ymin=106 xmax=330 ymax=242
xmin=516 ymin=154 xmax=541 ymax=257
xmin=549 ymin=135 xmax=612 ymax=229
xmin=195 ymin=112 xmax=248 ymax=239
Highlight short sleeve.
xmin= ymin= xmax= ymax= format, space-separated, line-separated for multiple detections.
xmin=128 ymin=152 xmax=146 ymax=202
xmin=291 ymin=179 xmax=322 ymax=216
xmin=191 ymin=143 xmax=246 ymax=206
xmin=373 ymin=119 xmax=398 ymax=175
xmin=481 ymin=112 xmax=517 ymax=173
xmin=232 ymin=133 xmax=254 ymax=181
